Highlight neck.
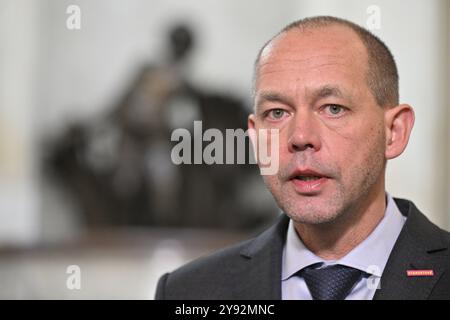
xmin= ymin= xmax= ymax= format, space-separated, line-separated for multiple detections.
xmin=293 ymin=184 xmax=386 ymax=261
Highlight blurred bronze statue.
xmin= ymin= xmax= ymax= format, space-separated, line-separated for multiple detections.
xmin=45 ymin=24 xmax=275 ymax=229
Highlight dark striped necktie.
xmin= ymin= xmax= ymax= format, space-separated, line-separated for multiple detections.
xmin=301 ymin=263 xmax=364 ymax=300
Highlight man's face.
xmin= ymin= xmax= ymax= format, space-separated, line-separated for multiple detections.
xmin=249 ymin=25 xmax=388 ymax=225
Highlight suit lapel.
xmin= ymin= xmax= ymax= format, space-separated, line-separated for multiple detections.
xmin=233 ymin=214 xmax=289 ymax=299
xmin=373 ymin=199 xmax=447 ymax=300
xmin=232 ymin=199 xmax=447 ymax=300
xmin=372 ymin=230 xmax=445 ymax=299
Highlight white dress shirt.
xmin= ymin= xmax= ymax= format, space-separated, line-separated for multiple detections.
xmin=282 ymin=193 xmax=406 ymax=300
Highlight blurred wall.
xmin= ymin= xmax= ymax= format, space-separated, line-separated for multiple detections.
xmin=35 ymin=0 xmax=303 ymax=129
xmin=0 ymin=0 xmax=449 ymax=245
xmin=447 ymin=0 xmax=450 ymax=230
xmin=444 ymin=0 xmax=450 ymax=229
xmin=0 ymin=0 xmax=40 ymax=245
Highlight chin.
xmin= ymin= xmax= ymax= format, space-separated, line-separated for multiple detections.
xmin=277 ymin=196 xmax=347 ymax=225
xmin=286 ymin=207 xmax=343 ymax=225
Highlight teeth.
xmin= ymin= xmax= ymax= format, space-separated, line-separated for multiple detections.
xmin=297 ymin=176 xmax=320 ymax=181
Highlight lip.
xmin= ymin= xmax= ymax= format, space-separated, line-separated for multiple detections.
xmin=288 ymin=168 xmax=330 ymax=195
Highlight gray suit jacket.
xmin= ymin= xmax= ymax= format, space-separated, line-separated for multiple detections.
xmin=155 ymin=198 xmax=450 ymax=299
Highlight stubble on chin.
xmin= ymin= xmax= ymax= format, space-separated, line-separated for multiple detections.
xmin=279 ymin=186 xmax=349 ymax=225
xmin=263 ymin=155 xmax=385 ymax=227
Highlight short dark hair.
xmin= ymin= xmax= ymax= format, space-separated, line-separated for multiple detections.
xmin=254 ymin=16 xmax=399 ymax=108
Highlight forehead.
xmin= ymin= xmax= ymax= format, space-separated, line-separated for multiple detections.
xmin=256 ymin=25 xmax=369 ymax=95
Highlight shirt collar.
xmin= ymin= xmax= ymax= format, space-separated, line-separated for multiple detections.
xmin=282 ymin=193 xmax=406 ymax=280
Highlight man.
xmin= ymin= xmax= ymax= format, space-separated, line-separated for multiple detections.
xmin=155 ymin=16 xmax=450 ymax=300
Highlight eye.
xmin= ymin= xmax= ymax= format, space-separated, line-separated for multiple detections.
xmin=267 ymin=109 xmax=288 ymax=120
xmin=323 ymin=104 xmax=346 ymax=116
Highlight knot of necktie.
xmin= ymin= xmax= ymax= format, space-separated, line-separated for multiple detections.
xmin=301 ymin=263 xmax=364 ymax=300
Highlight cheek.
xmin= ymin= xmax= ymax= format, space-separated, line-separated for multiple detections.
xmin=262 ymin=174 xmax=283 ymax=196
xmin=271 ymin=131 xmax=290 ymax=162
xmin=359 ymin=121 xmax=386 ymax=154
xmin=324 ymin=121 xmax=386 ymax=169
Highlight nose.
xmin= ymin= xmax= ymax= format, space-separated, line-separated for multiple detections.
xmin=287 ymin=111 xmax=322 ymax=153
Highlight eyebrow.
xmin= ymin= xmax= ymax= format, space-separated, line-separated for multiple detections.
xmin=255 ymin=84 xmax=352 ymax=111
xmin=255 ymin=91 xmax=294 ymax=112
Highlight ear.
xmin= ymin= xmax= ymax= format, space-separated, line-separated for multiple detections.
xmin=384 ymin=104 xmax=415 ymax=160
xmin=248 ymin=113 xmax=257 ymax=147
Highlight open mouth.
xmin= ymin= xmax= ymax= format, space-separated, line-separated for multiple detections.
xmin=294 ymin=175 xmax=323 ymax=181
xmin=289 ymin=169 xmax=329 ymax=194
